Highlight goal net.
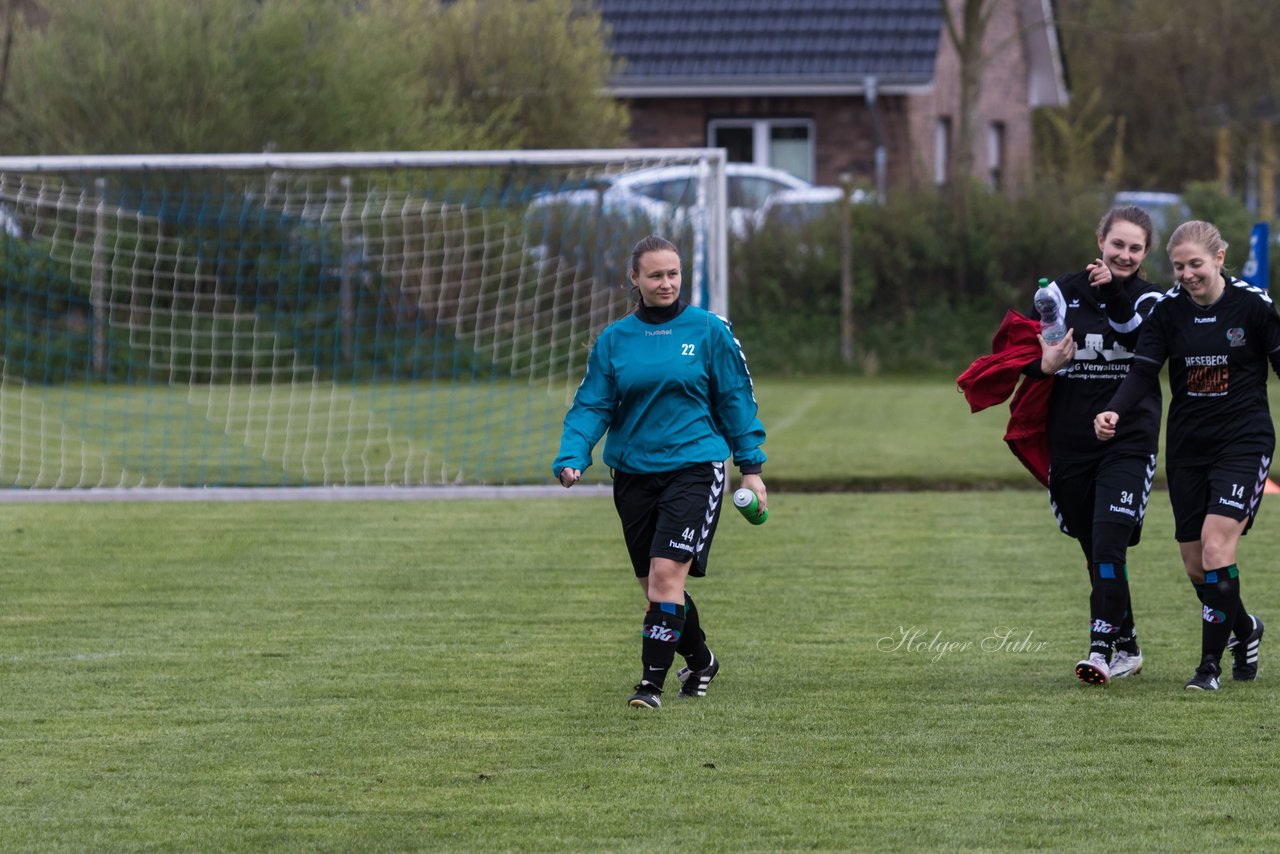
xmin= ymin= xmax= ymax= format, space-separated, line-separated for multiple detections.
xmin=0 ymin=150 xmax=728 ymax=490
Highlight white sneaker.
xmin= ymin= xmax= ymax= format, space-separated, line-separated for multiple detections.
xmin=1109 ymin=649 xmax=1144 ymax=678
xmin=1075 ymin=652 xmax=1111 ymax=686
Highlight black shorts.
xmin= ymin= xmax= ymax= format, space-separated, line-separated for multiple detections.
xmin=612 ymin=461 xmax=726 ymax=578
xmin=1049 ymin=453 xmax=1156 ymax=545
xmin=1167 ymin=453 xmax=1272 ymax=542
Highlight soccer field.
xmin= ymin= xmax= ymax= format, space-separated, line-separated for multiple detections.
xmin=3 ymin=493 xmax=1278 ymax=850
xmin=0 ymin=375 xmax=1029 ymax=489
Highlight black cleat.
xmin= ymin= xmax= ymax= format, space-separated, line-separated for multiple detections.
xmin=1185 ymin=657 xmax=1221 ymax=691
xmin=676 ymin=651 xmax=721 ymax=698
xmin=627 ymin=681 xmax=662 ymax=709
xmin=1226 ymin=614 xmax=1264 ymax=681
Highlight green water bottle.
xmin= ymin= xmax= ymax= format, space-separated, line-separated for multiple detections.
xmin=733 ymin=487 xmax=768 ymax=525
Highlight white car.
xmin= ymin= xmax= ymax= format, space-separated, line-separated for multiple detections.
xmin=1112 ymin=191 xmax=1189 ymax=241
xmin=752 ymin=185 xmax=871 ymax=230
xmin=0 ymin=202 xmax=23 ymax=239
xmin=528 ymin=162 xmax=840 ymax=238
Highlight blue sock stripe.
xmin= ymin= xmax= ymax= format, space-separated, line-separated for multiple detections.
xmin=1097 ymin=562 xmax=1116 ymax=580
xmin=1205 ymin=570 xmax=1218 ymax=584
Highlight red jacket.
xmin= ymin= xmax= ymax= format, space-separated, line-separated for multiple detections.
xmin=956 ymin=310 xmax=1052 ymax=487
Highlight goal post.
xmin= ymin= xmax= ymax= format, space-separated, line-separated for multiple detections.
xmin=0 ymin=149 xmax=728 ymax=490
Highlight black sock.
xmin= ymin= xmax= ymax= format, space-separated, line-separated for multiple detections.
xmin=1199 ymin=565 xmax=1241 ymax=661
xmin=1088 ymin=562 xmax=1128 ymax=660
xmin=1232 ymin=598 xmax=1255 ymax=640
xmin=1107 ymin=562 xmax=1139 ymax=654
xmin=676 ymin=592 xmax=712 ymax=672
xmin=640 ymin=602 xmax=686 ymax=689
xmin=1115 ymin=611 xmax=1139 ymax=654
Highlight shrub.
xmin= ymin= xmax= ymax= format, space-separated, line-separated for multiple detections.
xmin=731 ymin=182 xmax=1108 ymax=375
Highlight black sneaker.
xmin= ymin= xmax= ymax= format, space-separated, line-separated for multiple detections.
xmin=627 ymin=681 xmax=662 ymax=709
xmin=1185 ymin=657 xmax=1221 ymax=691
xmin=676 ymin=651 xmax=720 ymax=698
xmin=1226 ymin=614 xmax=1264 ymax=681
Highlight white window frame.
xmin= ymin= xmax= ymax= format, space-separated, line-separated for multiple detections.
xmin=934 ymin=116 xmax=951 ymax=185
xmin=987 ymin=121 xmax=1006 ymax=190
xmin=707 ymin=118 xmax=816 ymax=183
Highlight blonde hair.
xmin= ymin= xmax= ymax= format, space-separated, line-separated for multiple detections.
xmin=1167 ymin=220 xmax=1228 ymax=258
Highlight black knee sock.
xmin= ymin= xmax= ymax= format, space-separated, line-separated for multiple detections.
xmin=676 ymin=592 xmax=712 ymax=672
xmin=1232 ymin=593 xmax=1254 ymax=640
xmin=1088 ymin=562 xmax=1129 ymax=660
xmin=1115 ymin=608 xmax=1139 ymax=654
xmin=1092 ymin=523 xmax=1138 ymax=654
xmin=641 ymin=602 xmax=686 ymax=689
xmin=1107 ymin=562 xmax=1139 ymax=654
xmin=1199 ymin=565 xmax=1241 ymax=661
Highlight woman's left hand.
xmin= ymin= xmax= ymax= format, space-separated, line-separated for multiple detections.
xmin=1039 ymin=328 xmax=1075 ymax=374
xmin=739 ymin=473 xmax=767 ymax=515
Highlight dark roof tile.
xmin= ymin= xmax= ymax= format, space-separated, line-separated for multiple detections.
xmin=601 ymin=0 xmax=942 ymax=85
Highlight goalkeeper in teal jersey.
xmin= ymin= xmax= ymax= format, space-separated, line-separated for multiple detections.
xmin=553 ymin=234 xmax=768 ymax=710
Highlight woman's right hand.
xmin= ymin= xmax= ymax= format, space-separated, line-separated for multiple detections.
xmin=558 ymin=467 xmax=581 ymax=488
xmin=1094 ymin=411 xmax=1119 ymax=442
xmin=1039 ymin=328 xmax=1075 ymax=375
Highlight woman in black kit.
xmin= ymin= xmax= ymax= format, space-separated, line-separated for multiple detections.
xmin=1096 ymin=220 xmax=1276 ymax=691
xmin=1028 ymin=206 xmax=1163 ymax=686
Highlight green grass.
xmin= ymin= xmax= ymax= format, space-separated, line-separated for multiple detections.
xmin=3 ymin=494 xmax=1279 ymax=850
xmin=0 ymin=379 xmax=578 ymax=488
xmin=0 ymin=376 xmax=1030 ymax=489
xmin=16 ymin=373 xmax=1280 ymax=490
xmin=756 ymin=376 xmax=1027 ymax=487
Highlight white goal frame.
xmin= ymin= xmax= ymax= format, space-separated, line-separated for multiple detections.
xmin=0 ymin=149 xmax=729 ymax=499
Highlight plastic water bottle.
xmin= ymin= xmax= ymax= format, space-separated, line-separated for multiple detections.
xmin=733 ymin=488 xmax=768 ymax=525
xmin=1033 ymin=277 xmax=1066 ymax=343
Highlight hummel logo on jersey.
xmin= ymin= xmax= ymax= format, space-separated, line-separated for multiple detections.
xmin=1194 ymin=316 xmax=1217 ymax=323
xmin=1069 ymin=299 xmax=1081 ymax=308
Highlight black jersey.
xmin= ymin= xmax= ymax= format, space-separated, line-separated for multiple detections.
xmin=1108 ymin=277 xmax=1280 ymax=466
xmin=1031 ymin=270 xmax=1163 ymax=460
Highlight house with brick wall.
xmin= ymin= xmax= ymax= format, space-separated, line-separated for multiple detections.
xmin=597 ymin=0 xmax=1068 ymax=197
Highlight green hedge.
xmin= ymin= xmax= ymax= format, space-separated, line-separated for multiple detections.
xmin=730 ymin=181 xmax=1255 ymax=375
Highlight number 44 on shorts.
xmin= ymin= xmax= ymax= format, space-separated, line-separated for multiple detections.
xmin=681 ymin=527 xmax=695 ymax=542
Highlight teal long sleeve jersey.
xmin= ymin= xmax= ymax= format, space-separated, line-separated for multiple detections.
xmin=552 ymin=302 xmax=767 ymax=477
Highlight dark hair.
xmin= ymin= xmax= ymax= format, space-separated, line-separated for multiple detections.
xmin=630 ymin=234 xmax=679 ymax=275
xmin=1097 ymin=205 xmax=1155 ymax=251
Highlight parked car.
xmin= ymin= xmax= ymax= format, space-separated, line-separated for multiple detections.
xmin=0 ymin=202 xmax=24 ymax=239
xmin=751 ymin=185 xmax=871 ymax=231
xmin=528 ymin=162 xmax=845 ymax=239
xmin=1112 ymin=191 xmax=1190 ymax=242
xmin=1111 ymin=191 xmax=1191 ymax=278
